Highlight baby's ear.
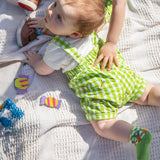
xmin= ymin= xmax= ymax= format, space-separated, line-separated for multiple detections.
xmin=70 ymin=32 xmax=82 ymax=38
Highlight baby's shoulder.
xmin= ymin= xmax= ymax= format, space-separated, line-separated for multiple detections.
xmin=49 ymin=36 xmax=92 ymax=51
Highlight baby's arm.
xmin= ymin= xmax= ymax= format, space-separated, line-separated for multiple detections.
xmin=94 ymin=0 xmax=127 ymax=71
xmin=23 ymin=51 xmax=55 ymax=75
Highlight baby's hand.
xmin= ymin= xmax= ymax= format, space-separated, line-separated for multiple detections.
xmin=94 ymin=42 xmax=119 ymax=71
xmin=28 ymin=18 xmax=46 ymax=33
xmin=23 ymin=51 xmax=42 ymax=68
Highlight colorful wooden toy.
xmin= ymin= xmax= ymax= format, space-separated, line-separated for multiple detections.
xmin=40 ymin=96 xmax=61 ymax=109
xmin=14 ymin=75 xmax=29 ymax=94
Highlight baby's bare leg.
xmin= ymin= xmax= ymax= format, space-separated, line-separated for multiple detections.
xmin=147 ymin=85 xmax=160 ymax=106
xmin=135 ymin=83 xmax=160 ymax=106
xmin=90 ymin=119 xmax=132 ymax=142
xmin=91 ymin=119 xmax=152 ymax=160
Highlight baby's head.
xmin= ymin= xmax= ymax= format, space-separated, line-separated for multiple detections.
xmin=45 ymin=0 xmax=105 ymax=38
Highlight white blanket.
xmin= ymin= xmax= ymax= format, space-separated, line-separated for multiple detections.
xmin=0 ymin=0 xmax=160 ymax=160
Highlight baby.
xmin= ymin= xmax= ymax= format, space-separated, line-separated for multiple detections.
xmin=22 ymin=0 xmax=160 ymax=159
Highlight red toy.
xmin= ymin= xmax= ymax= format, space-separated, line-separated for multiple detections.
xmin=7 ymin=0 xmax=40 ymax=11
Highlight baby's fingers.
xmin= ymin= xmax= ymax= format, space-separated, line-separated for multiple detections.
xmin=113 ymin=56 xmax=119 ymax=67
xmin=93 ymin=54 xmax=104 ymax=67
xmin=23 ymin=51 xmax=30 ymax=58
xmin=23 ymin=51 xmax=35 ymax=59
xmin=29 ymin=24 xmax=39 ymax=28
xmin=21 ymin=59 xmax=28 ymax=64
xmin=28 ymin=20 xmax=39 ymax=28
xmin=28 ymin=18 xmax=38 ymax=24
xmin=100 ymin=57 xmax=109 ymax=71
xmin=107 ymin=57 xmax=113 ymax=71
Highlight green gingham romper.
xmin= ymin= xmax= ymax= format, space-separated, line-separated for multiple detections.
xmin=50 ymin=0 xmax=147 ymax=121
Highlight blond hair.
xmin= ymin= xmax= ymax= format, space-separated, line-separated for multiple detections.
xmin=65 ymin=0 xmax=105 ymax=37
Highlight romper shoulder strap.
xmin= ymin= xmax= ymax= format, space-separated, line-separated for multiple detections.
xmin=51 ymin=35 xmax=83 ymax=64
xmin=103 ymin=0 xmax=112 ymax=23
xmin=51 ymin=32 xmax=99 ymax=65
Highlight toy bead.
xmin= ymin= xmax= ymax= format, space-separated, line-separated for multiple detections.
xmin=0 ymin=117 xmax=12 ymax=128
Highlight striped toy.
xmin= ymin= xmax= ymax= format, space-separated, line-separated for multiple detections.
xmin=14 ymin=75 xmax=29 ymax=94
xmin=40 ymin=96 xmax=61 ymax=109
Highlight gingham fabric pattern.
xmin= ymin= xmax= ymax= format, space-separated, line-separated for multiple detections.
xmin=51 ymin=32 xmax=147 ymax=121
xmin=50 ymin=0 xmax=147 ymax=121
xmin=103 ymin=0 xmax=112 ymax=23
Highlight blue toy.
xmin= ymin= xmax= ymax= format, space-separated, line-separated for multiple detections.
xmin=0 ymin=99 xmax=24 ymax=128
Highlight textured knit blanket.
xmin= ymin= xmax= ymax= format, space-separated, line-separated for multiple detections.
xmin=0 ymin=0 xmax=160 ymax=160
